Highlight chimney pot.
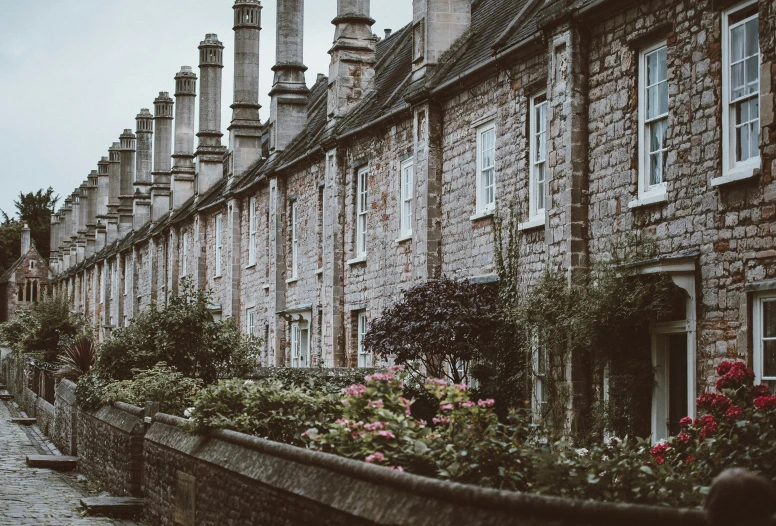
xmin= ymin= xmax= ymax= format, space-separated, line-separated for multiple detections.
xmin=384 ymin=28 xmax=392 ymax=38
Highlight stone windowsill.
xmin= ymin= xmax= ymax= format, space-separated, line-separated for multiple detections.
xmin=286 ymin=277 xmax=298 ymax=284
xmin=711 ymin=165 xmax=759 ymax=187
xmin=213 ymin=274 xmax=222 ymax=280
xmin=517 ymin=215 xmax=545 ymax=231
xmin=315 ymin=267 xmax=323 ymax=275
xmin=245 ymin=263 xmax=256 ymax=269
xmin=470 ymin=209 xmax=495 ymax=222
xmin=347 ymin=255 xmax=367 ymax=266
xmin=262 ymin=284 xmax=270 ymax=290
xmin=628 ymin=191 xmax=668 ymax=209
xmin=395 ymin=234 xmax=412 ymax=244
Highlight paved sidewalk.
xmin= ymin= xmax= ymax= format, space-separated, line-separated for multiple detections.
xmin=0 ymin=398 xmax=140 ymax=525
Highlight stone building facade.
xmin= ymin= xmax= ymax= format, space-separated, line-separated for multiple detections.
xmin=42 ymin=0 xmax=776 ymax=440
xmin=0 ymin=224 xmax=53 ymax=322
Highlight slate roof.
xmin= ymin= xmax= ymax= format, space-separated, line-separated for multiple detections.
xmin=55 ymin=0 xmax=547 ymax=272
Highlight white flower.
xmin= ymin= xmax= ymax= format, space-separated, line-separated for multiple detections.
xmin=183 ymin=407 xmax=194 ymax=418
xmin=575 ymin=448 xmax=589 ymax=457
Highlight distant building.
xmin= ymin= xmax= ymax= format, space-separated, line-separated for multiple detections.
xmin=0 ymin=224 xmax=53 ymax=321
xmin=46 ymin=0 xmax=776 ymax=441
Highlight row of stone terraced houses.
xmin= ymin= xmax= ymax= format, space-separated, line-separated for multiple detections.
xmin=42 ymin=0 xmax=776 ymax=440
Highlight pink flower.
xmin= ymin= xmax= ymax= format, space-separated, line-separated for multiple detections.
xmin=676 ymin=432 xmax=690 ymax=444
xmin=389 ymin=465 xmax=404 ymax=472
xmin=440 ymin=403 xmax=454 ymax=411
xmin=399 ymin=397 xmax=412 ymax=416
xmin=432 ymin=416 xmax=450 ymax=425
xmin=365 ymin=373 xmax=394 ymax=382
xmin=301 ymin=431 xmax=308 ymax=438
xmin=387 ymin=365 xmax=404 ymax=373
xmin=335 ymin=418 xmax=349 ymax=425
xmin=461 ymin=401 xmax=475 ymax=408
xmin=415 ymin=419 xmax=427 ymax=429
xmin=679 ymin=416 xmax=693 ymax=428
xmin=368 ymin=399 xmax=384 ymax=409
xmin=364 ymin=421 xmax=387 ymax=431
xmin=377 ymin=430 xmax=396 ymax=439
xmin=725 ymin=405 xmax=742 ymax=422
xmin=344 ymin=384 xmax=367 ymax=397
xmin=365 ymin=452 xmax=385 ymax=463
xmin=426 ymin=378 xmax=447 ymax=386
xmin=454 ymin=383 xmax=468 ymax=391
xmin=477 ymin=399 xmax=495 ymax=408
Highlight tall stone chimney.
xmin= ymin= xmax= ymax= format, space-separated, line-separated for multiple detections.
xmin=107 ymin=143 xmax=121 ymax=244
xmin=21 ymin=223 xmax=30 ymax=255
xmin=118 ymin=129 xmax=137 ymax=236
xmin=228 ymin=0 xmax=262 ymax=178
xmin=76 ymin=183 xmax=88 ymax=263
xmin=62 ymin=199 xmax=73 ymax=267
xmin=85 ymin=170 xmax=98 ymax=257
xmin=49 ymin=214 xmax=59 ymax=273
xmin=196 ymin=34 xmax=227 ymax=195
xmin=96 ymin=156 xmax=110 ymax=251
xmin=269 ymin=0 xmax=309 ymax=154
xmin=327 ymin=0 xmax=376 ymax=123
xmin=134 ymin=109 xmax=154 ymax=229
xmin=411 ymin=0 xmax=471 ymax=81
xmin=152 ymin=92 xmax=174 ymax=221
xmin=171 ymin=67 xmax=197 ymax=209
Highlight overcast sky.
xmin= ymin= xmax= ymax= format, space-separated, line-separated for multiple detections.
xmin=0 ymin=0 xmax=412 ymax=219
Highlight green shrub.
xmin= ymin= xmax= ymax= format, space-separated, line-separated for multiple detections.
xmin=0 ymin=294 xmax=91 ymax=362
xmin=76 ymin=363 xmax=202 ymax=417
xmin=187 ymin=378 xmax=343 ymax=446
xmin=95 ymin=280 xmax=259 ymax=384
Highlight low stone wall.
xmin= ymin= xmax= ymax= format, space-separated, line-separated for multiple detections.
xmin=78 ymin=402 xmax=146 ymax=497
xmin=142 ymin=413 xmax=708 ymax=526
xmin=35 ymin=396 xmax=55 ymax=436
xmin=21 ymin=386 xmax=38 ymax=417
xmin=52 ymin=379 xmax=78 ymax=455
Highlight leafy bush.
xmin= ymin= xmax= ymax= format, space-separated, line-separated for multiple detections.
xmin=364 ymin=278 xmax=504 ymax=383
xmin=95 ymin=280 xmax=259 ymax=384
xmin=0 ymin=294 xmax=91 ymax=362
xmin=187 ymin=378 xmax=343 ymax=446
xmin=76 ymin=363 xmax=202 ymax=417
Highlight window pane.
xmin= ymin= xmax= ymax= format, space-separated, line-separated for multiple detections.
xmin=647 ymin=50 xmax=658 ymax=86
xmin=750 ymin=119 xmax=760 ymax=159
xmin=737 ymin=119 xmax=750 ymax=162
xmin=746 ymin=56 xmax=759 ymax=93
xmin=764 ymin=301 xmax=776 ymax=338
xmin=732 ymin=62 xmax=745 ymax=99
xmin=657 ymin=47 xmax=667 ymax=82
xmin=657 ymin=80 xmax=668 ymax=115
xmin=764 ymin=340 xmax=776 ymax=378
xmin=731 ymin=24 xmax=744 ymax=62
xmin=745 ymin=19 xmax=758 ymax=58
xmin=650 ymin=118 xmax=665 ymax=152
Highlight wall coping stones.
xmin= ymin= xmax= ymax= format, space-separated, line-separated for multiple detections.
xmin=147 ymin=413 xmax=707 ymax=526
xmin=55 ymin=379 xmax=77 ymax=405
xmin=83 ymin=404 xmax=144 ymax=435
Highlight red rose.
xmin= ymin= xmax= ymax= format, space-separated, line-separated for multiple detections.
xmin=676 ymin=432 xmax=690 ymax=444
xmin=753 ymin=384 xmax=771 ymax=397
xmin=717 ymin=361 xmax=733 ymax=376
xmin=685 ymin=455 xmax=695 ymax=464
xmin=679 ymin=416 xmax=693 ymax=428
xmin=715 ymin=362 xmax=755 ymax=390
xmin=754 ymin=396 xmax=776 ymax=411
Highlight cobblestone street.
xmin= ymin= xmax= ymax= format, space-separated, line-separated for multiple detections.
xmin=0 ymin=398 xmax=140 ymax=526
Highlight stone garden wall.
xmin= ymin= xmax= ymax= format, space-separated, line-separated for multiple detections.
xmin=77 ymin=402 xmax=146 ymax=497
xmin=52 ymin=379 xmax=78 ymax=455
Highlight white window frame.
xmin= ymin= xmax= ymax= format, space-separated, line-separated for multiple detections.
xmin=529 ymin=93 xmax=548 ymax=220
xmin=719 ymin=0 xmax=760 ymax=183
xmin=123 ymin=255 xmax=130 ymax=296
xmin=531 ymin=332 xmax=548 ymax=419
xmin=290 ymin=201 xmax=298 ymax=279
xmin=248 ymin=197 xmax=257 ymax=266
xmin=356 ymin=167 xmax=368 ymax=258
xmin=636 ymin=40 xmax=670 ymax=204
xmin=753 ymin=291 xmax=776 ymax=384
xmin=181 ymin=231 xmax=188 ymax=277
xmin=290 ymin=322 xmax=310 ymax=368
xmin=475 ymin=121 xmax=496 ymax=214
xmin=215 ymin=213 xmax=223 ymax=277
xmin=357 ymin=311 xmax=370 ymax=368
xmin=399 ymin=158 xmax=414 ymax=239
xmin=99 ymin=266 xmax=104 ymax=304
xmin=246 ymin=308 xmax=255 ymax=340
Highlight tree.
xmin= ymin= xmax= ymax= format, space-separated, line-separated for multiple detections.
xmin=0 ymin=219 xmax=24 ymax=276
xmin=1 ymin=187 xmax=59 ymax=261
xmin=363 ymin=278 xmax=503 ymax=384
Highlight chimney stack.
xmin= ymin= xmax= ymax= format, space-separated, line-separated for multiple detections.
xmin=21 ymin=223 xmax=30 ymax=255
xmin=269 ymin=0 xmax=309 ymax=154
xmin=95 ymin=156 xmax=110 ymax=251
xmin=134 ymin=109 xmax=154 ymax=229
xmin=62 ymin=199 xmax=72 ymax=267
xmin=152 ymin=92 xmax=174 ymax=221
xmin=86 ymin=170 xmax=98 ymax=257
xmin=384 ymin=28 xmax=392 ymax=39
xmin=107 ymin=143 xmax=121 ymax=244
xmin=171 ymin=66 xmax=197 ymax=209
xmin=50 ymin=214 xmax=59 ymax=273
xmin=196 ymin=33 xmax=228 ymax=195
xmin=327 ymin=0 xmax=376 ymax=123
xmin=411 ymin=0 xmax=471 ymax=81
xmin=118 ymin=129 xmax=137 ymax=236
xmin=228 ymin=0 xmax=262 ymax=178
